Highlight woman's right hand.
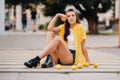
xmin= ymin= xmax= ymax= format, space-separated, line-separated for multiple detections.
xmin=56 ymin=13 xmax=67 ymax=22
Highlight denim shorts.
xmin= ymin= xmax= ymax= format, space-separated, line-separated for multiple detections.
xmin=31 ymin=19 xmax=36 ymax=23
xmin=58 ymin=49 xmax=75 ymax=65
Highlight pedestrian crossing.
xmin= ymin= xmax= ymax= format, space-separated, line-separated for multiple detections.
xmin=0 ymin=50 xmax=120 ymax=73
xmin=0 ymin=58 xmax=120 ymax=73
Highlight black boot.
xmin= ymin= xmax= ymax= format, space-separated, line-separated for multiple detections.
xmin=41 ymin=55 xmax=53 ymax=68
xmin=24 ymin=56 xmax=40 ymax=68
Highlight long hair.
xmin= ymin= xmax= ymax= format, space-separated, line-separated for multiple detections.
xmin=64 ymin=9 xmax=80 ymax=41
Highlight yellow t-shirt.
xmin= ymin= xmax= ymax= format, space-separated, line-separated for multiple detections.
xmin=58 ymin=23 xmax=86 ymax=64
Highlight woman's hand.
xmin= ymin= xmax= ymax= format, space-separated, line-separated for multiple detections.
xmin=47 ymin=13 xmax=63 ymax=32
xmin=56 ymin=13 xmax=66 ymax=18
xmin=56 ymin=13 xmax=67 ymax=22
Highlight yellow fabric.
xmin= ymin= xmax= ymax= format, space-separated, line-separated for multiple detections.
xmin=58 ymin=23 xmax=86 ymax=64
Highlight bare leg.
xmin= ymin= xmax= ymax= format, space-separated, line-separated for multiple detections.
xmin=46 ymin=31 xmax=55 ymax=45
xmin=32 ymin=21 xmax=36 ymax=32
xmin=39 ymin=36 xmax=73 ymax=65
xmin=51 ymin=52 xmax=59 ymax=65
xmin=45 ymin=31 xmax=59 ymax=65
xmin=24 ymin=32 xmax=73 ymax=68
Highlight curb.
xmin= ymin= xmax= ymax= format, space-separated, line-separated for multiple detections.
xmin=0 ymin=31 xmax=47 ymax=35
xmin=0 ymin=46 xmax=118 ymax=50
xmin=87 ymin=46 xmax=118 ymax=49
xmin=0 ymin=68 xmax=120 ymax=73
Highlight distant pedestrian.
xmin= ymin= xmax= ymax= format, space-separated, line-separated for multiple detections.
xmin=31 ymin=8 xmax=37 ymax=32
xmin=21 ymin=8 xmax=27 ymax=32
xmin=9 ymin=15 xmax=16 ymax=31
xmin=9 ymin=6 xmax=16 ymax=31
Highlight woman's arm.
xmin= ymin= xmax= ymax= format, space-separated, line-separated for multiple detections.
xmin=47 ymin=13 xmax=66 ymax=32
xmin=81 ymin=39 xmax=90 ymax=63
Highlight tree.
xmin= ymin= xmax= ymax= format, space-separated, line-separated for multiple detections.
xmin=41 ymin=0 xmax=112 ymax=34
xmin=5 ymin=0 xmax=112 ymax=34
xmin=5 ymin=0 xmax=41 ymax=9
xmin=41 ymin=0 xmax=66 ymax=16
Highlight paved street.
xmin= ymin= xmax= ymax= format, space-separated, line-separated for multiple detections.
xmin=0 ymin=31 xmax=118 ymax=49
xmin=0 ymin=31 xmax=120 ymax=80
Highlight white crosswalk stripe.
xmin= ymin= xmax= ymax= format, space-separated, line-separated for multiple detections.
xmin=0 ymin=58 xmax=120 ymax=73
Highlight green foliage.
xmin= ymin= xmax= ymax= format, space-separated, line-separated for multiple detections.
xmin=40 ymin=0 xmax=112 ymax=34
xmin=5 ymin=0 xmax=113 ymax=34
xmin=39 ymin=24 xmax=45 ymax=30
xmin=39 ymin=22 xmax=49 ymax=31
xmin=41 ymin=0 xmax=66 ymax=16
xmin=41 ymin=0 xmax=112 ymax=18
xmin=5 ymin=0 xmax=41 ymax=9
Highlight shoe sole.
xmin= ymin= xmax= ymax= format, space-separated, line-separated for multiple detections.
xmin=41 ymin=64 xmax=53 ymax=68
xmin=24 ymin=62 xmax=33 ymax=68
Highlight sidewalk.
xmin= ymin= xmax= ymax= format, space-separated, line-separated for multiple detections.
xmin=0 ymin=31 xmax=120 ymax=80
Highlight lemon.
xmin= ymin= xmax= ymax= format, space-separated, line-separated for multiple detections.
xmin=61 ymin=17 xmax=66 ymax=22
xmin=37 ymin=62 xmax=40 ymax=66
xmin=55 ymin=64 xmax=62 ymax=70
xmin=83 ymin=62 xmax=89 ymax=67
xmin=93 ymin=63 xmax=98 ymax=68
xmin=71 ymin=65 xmax=77 ymax=70
xmin=77 ymin=63 xmax=83 ymax=69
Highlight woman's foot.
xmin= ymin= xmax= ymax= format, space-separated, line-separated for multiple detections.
xmin=24 ymin=56 xmax=40 ymax=68
xmin=41 ymin=55 xmax=54 ymax=68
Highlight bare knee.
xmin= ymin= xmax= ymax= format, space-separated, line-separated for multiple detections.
xmin=46 ymin=31 xmax=55 ymax=38
xmin=54 ymin=36 xmax=62 ymax=43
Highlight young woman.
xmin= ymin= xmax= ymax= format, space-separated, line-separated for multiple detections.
xmin=24 ymin=9 xmax=90 ymax=68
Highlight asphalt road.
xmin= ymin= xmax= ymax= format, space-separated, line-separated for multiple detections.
xmin=0 ymin=31 xmax=119 ymax=56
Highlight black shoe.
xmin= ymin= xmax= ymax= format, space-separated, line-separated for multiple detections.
xmin=24 ymin=56 xmax=40 ymax=68
xmin=33 ymin=30 xmax=36 ymax=32
xmin=41 ymin=55 xmax=53 ymax=68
